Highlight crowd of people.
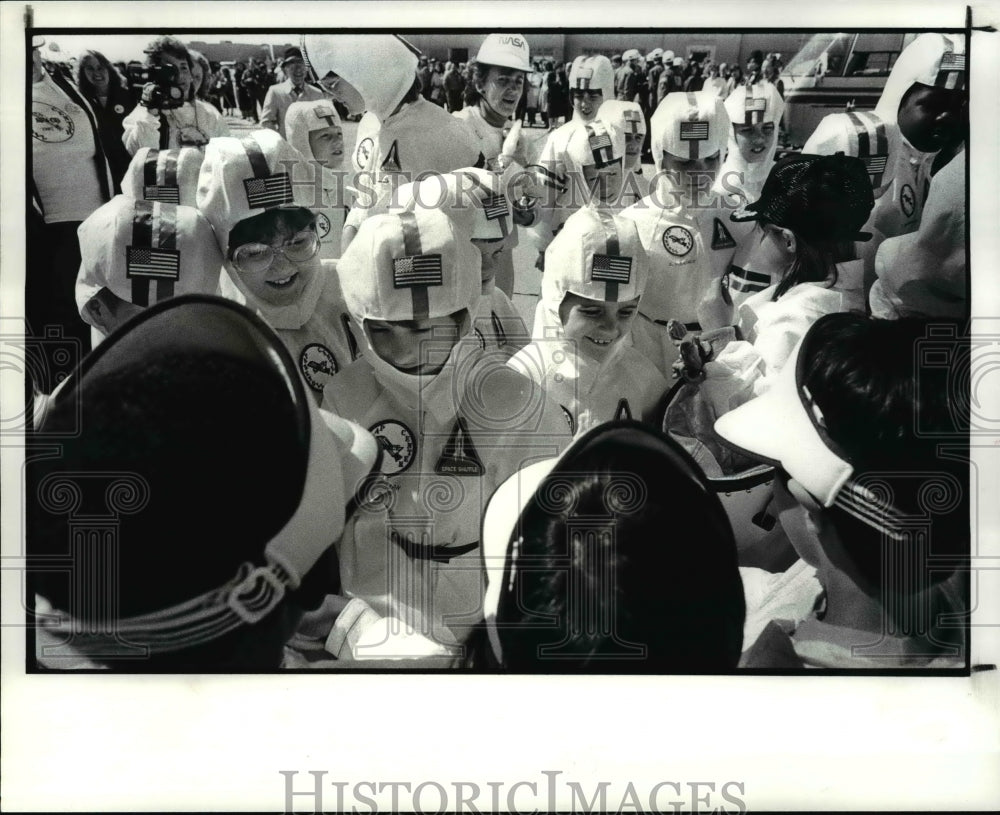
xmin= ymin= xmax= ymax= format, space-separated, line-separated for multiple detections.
xmin=27 ymin=31 xmax=970 ymax=673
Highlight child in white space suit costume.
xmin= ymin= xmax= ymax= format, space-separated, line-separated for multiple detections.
xmin=803 ymin=32 xmax=966 ymax=299
xmin=664 ymin=153 xmax=874 ymax=473
xmin=311 ymin=208 xmax=571 ymax=662
xmin=511 ymin=207 xmax=669 ymax=437
xmin=284 ymin=99 xmax=348 ymax=260
xmin=301 ymin=35 xmax=484 ymax=251
xmin=597 ymin=99 xmax=648 ymax=195
xmin=389 ymin=168 xmax=529 ymax=356
xmin=717 ymin=81 xmax=785 ymax=208
xmin=197 ymin=129 xmax=358 ymax=402
xmin=618 ymin=92 xmax=745 ymax=380
xmin=75 ymin=194 xmax=223 ymax=347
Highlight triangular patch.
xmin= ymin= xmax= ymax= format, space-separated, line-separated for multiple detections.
xmin=615 ymin=398 xmax=633 ymax=421
xmin=381 ymin=140 xmax=402 ymax=173
xmin=341 ymin=313 xmax=361 ymax=361
xmin=711 ymin=217 xmax=736 ymax=250
xmin=434 ymin=417 xmax=484 ymax=476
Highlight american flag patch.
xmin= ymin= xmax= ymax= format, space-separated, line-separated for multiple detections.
xmin=623 ymin=110 xmax=642 ymax=133
xmin=863 ymin=155 xmax=889 ymax=175
xmin=576 ymin=67 xmax=594 ymax=80
xmin=243 ymin=173 xmax=294 ymax=209
xmin=126 ymin=246 xmax=180 ymax=280
xmin=588 ymin=130 xmax=613 ymax=151
xmin=680 ymin=121 xmax=709 ymax=140
xmin=591 ymin=254 xmax=632 ymax=283
xmin=939 ymin=52 xmax=966 ymax=71
xmin=746 ymin=97 xmax=767 ymax=112
xmin=483 ymin=193 xmax=509 ymax=221
xmin=314 ymin=104 xmax=337 ymax=119
xmin=393 ymin=254 xmax=444 ymax=288
xmin=143 ymin=184 xmax=180 ymax=204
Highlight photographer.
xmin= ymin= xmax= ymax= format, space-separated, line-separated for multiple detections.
xmin=122 ymin=35 xmax=228 ymax=155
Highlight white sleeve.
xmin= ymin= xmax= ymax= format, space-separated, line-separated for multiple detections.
xmin=121 ymin=105 xmax=161 ymax=155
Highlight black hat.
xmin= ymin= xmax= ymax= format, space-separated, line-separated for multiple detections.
xmin=280 ymin=46 xmax=305 ymax=67
xmin=730 ymin=153 xmax=875 ymax=243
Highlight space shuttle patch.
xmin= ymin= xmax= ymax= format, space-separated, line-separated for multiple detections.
xmin=435 ymin=417 xmax=484 ymax=476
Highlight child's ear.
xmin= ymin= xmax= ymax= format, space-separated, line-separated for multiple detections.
xmin=778 ymin=227 xmax=797 ymax=255
xmin=83 ymin=296 xmax=109 ymax=333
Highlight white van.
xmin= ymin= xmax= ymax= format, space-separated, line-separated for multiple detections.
xmin=781 ymin=32 xmax=920 ymax=148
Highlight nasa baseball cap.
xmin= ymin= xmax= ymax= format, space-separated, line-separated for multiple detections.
xmin=123 ymin=147 xmax=205 ymax=207
xmin=730 ymin=153 xmax=875 ymax=243
xmin=197 ymin=129 xmax=315 ymax=255
xmin=76 ymin=195 xmax=223 ymax=315
xmin=543 ymin=206 xmax=648 ymax=306
xmin=338 ymin=207 xmax=481 ymax=324
xmin=476 ymin=33 xmax=531 ymax=72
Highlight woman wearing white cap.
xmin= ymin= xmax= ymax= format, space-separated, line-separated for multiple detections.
xmin=804 ymin=32 xmax=966 ymax=300
xmin=197 ymin=129 xmax=357 ymax=404
xmin=311 ymin=208 xmax=571 ymax=660
xmin=454 ymin=33 xmax=532 ymax=171
xmin=284 ymin=99 xmax=348 ymax=259
xmin=512 ymin=207 xmax=669 ymax=437
xmin=301 ymin=35 xmax=484 ymax=252
xmin=29 ymin=295 xmax=379 ymax=670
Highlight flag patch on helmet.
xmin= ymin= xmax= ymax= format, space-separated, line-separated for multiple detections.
xmin=591 ymin=254 xmax=632 ymax=283
xmin=126 ymin=247 xmax=180 ymax=280
xmin=143 ymin=184 xmax=180 ymax=204
xmin=746 ymin=97 xmax=767 ymax=112
xmin=243 ymin=173 xmax=294 ymax=209
xmin=623 ymin=110 xmax=643 ymax=133
xmin=679 ymin=121 xmax=709 ymax=140
xmin=483 ymin=193 xmax=509 ymax=221
xmin=588 ymin=130 xmax=613 ymax=151
xmin=393 ymin=254 xmax=444 ymax=288
xmin=939 ymin=52 xmax=966 ymax=71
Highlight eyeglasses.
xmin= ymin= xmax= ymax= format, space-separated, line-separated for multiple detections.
xmin=231 ymin=229 xmax=320 ymax=274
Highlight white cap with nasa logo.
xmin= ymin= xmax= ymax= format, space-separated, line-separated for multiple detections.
xmin=123 ymin=147 xmax=205 ymax=207
xmin=338 ymin=208 xmax=481 ymax=325
xmin=569 ymin=55 xmax=615 ymax=101
xmin=76 ymin=195 xmax=223 ymax=317
xmin=196 ymin=129 xmax=314 ymax=255
xmin=542 ymin=206 xmax=648 ymax=311
xmin=476 ymin=33 xmax=531 ymax=73
xmin=651 ymin=91 xmax=729 ymax=166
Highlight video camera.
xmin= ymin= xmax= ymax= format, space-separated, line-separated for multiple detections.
xmin=131 ymin=63 xmax=186 ymax=110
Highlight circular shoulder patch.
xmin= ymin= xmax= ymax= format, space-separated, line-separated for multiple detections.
xmin=662 ymin=225 xmax=694 ymax=257
xmin=315 ymin=211 xmax=332 ymax=240
xmin=32 ymin=102 xmax=75 ymax=143
xmin=355 ymin=136 xmax=375 ymax=169
xmin=899 ymin=183 xmax=916 ymax=217
xmin=368 ymin=419 xmax=417 ymax=475
xmin=299 ymin=343 xmax=339 ymax=391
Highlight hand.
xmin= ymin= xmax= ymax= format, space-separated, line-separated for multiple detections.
xmin=139 ymin=82 xmax=162 ymax=110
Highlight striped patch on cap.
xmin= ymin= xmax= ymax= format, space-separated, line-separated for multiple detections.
xmin=679 ymin=121 xmax=709 ymax=140
xmin=143 ymin=185 xmax=180 ymax=204
xmin=623 ymin=109 xmax=643 ymax=133
xmin=392 ymin=254 xmax=444 ymax=288
xmin=243 ymin=174 xmax=294 ymax=209
xmin=745 ymin=97 xmax=767 ymax=112
xmin=591 ymin=254 xmax=632 ymax=283
xmin=939 ymin=51 xmax=966 ymax=71
xmin=126 ymin=247 xmax=180 ymax=280
xmin=483 ymin=193 xmax=509 ymax=220
xmin=935 ymin=44 xmax=966 ymax=90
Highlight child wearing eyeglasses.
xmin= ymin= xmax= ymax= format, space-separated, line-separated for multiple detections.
xmin=198 ymin=129 xmax=358 ymax=401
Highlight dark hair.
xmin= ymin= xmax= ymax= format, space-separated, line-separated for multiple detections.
xmin=401 ymin=74 xmax=422 ymax=106
xmin=494 ymin=422 xmax=745 ymax=672
xmin=761 ymin=221 xmax=846 ymax=300
xmin=143 ymin=35 xmax=192 ymax=70
xmin=75 ymin=49 xmax=125 ymax=97
xmin=188 ymin=48 xmax=212 ymax=102
xmin=801 ymin=314 xmax=968 ymax=602
xmin=227 ymin=207 xmax=317 ymax=258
